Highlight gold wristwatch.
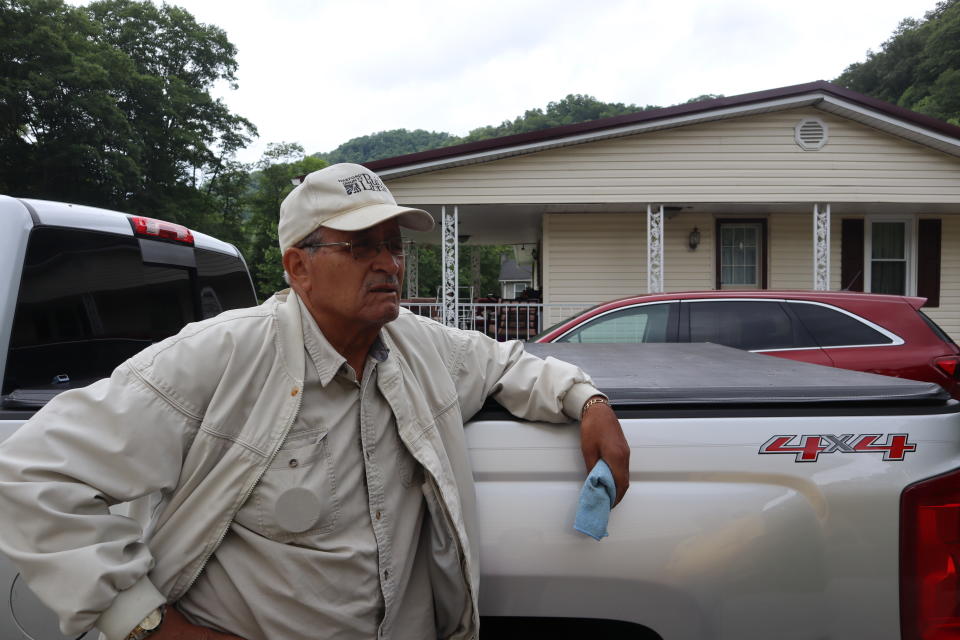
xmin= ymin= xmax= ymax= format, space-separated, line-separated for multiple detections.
xmin=125 ymin=605 xmax=165 ymax=640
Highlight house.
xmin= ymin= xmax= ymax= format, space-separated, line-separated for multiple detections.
xmin=498 ymin=256 xmax=533 ymax=300
xmin=366 ymin=81 xmax=960 ymax=338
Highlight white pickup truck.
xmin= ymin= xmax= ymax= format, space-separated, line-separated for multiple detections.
xmin=2 ymin=197 xmax=958 ymax=640
xmin=0 ymin=196 xmax=258 ymax=639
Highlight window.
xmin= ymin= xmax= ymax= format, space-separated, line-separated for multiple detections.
xmin=4 ymin=228 xmax=257 ymax=396
xmin=867 ymin=220 xmax=911 ymax=295
xmin=557 ymin=303 xmax=675 ymax=344
xmin=842 ymin=217 xmax=940 ymax=306
xmin=196 ymin=248 xmax=258 ymax=318
xmin=789 ymin=302 xmax=895 ymax=347
xmin=5 ymin=228 xmax=196 ymax=393
xmin=687 ymin=300 xmax=801 ymax=351
xmin=716 ymin=219 xmax=767 ymax=289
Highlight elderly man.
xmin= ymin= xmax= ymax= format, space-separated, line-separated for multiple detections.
xmin=0 ymin=163 xmax=629 ymax=640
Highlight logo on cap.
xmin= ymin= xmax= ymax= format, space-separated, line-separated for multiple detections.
xmin=339 ymin=173 xmax=387 ymax=196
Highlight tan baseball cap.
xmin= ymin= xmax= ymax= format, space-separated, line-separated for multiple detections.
xmin=278 ymin=163 xmax=435 ymax=253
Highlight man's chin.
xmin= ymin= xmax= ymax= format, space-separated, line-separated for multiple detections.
xmin=368 ymin=303 xmax=400 ymax=326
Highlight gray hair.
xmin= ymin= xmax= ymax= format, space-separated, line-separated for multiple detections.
xmin=283 ymin=227 xmax=326 ymax=284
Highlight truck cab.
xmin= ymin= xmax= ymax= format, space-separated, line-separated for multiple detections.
xmin=0 ymin=196 xmax=258 ymax=420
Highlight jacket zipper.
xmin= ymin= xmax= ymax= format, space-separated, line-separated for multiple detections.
xmin=175 ymin=386 xmax=304 ymax=599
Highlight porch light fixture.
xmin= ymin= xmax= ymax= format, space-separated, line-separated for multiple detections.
xmin=688 ymin=227 xmax=701 ymax=250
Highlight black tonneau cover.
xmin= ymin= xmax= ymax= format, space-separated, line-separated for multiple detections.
xmin=524 ymin=343 xmax=950 ymax=406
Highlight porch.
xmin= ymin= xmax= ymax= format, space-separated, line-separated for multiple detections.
xmin=399 ymin=200 xmax=956 ymax=339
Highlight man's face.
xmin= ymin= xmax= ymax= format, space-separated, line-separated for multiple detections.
xmin=298 ymin=220 xmax=405 ymax=332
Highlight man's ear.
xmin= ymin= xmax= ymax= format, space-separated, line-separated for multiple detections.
xmin=282 ymin=248 xmax=311 ymax=293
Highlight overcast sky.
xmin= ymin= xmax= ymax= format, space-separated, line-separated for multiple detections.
xmin=144 ymin=0 xmax=937 ymax=163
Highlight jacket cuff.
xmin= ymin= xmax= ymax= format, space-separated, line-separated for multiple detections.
xmin=562 ymin=383 xmax=604 ymax=421
xmin=95 ymin=577 xmax=166 ymax=640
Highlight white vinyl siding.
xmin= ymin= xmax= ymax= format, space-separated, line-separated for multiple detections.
xmin=387 ymin=109 xmax=960 ymax=205
xmin=769 ymin=214 xmax=810 ymax=289
xmin=664 ymin=213 xmax=713 ymax=292
xmin=922 ymin=215 xmax=960 ymax=340
xmin=542 ymin=213 xmax=645 ymax=324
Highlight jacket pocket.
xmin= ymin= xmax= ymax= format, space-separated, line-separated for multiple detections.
xmin=234 ymin=430 xmax=341 ymax=540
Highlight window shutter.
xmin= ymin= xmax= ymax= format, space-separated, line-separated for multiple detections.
xmin=841 ymin=219 xmax=864 ymax=291
xmin=917 ymin=219 xmax=942 ymax=308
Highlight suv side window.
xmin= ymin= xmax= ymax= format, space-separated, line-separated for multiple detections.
xmin=687 ymin=300 xmax=806 ymax=351
xmin=557 ymin=303 xmax=676 ymax=343
xmin=788 ymin=301 xmax=893 ymax=346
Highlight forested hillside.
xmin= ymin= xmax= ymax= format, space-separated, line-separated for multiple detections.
xmin=314 ymin=94 xmax=723 ymax=165
xmin=835 ymin=0 xmax=960 ymax=125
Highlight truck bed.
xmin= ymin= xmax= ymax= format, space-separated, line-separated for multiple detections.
xmin=468 ymin=343 xmax=959 ymax=639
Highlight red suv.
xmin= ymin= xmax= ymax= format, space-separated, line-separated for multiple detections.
xmin=534 ymin=290 xmax=960 ymax=399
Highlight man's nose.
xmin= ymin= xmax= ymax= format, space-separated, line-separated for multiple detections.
xmin=370 ymin=244 xmax=402 ymax=272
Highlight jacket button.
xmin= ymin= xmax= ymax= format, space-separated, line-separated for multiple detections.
xmin=289 ymin=459 xmax=299 ymax=468
xmin=376 ymin=510 xmax=381 ymax=520
xmin=291 ymin=387 xmax=299 ymax=396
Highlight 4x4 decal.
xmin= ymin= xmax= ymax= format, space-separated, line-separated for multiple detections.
xmin=759 ymin=433 xmax=916 ymax=462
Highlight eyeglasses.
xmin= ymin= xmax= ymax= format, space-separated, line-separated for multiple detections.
xmin=298 ymin=236 xmax=411 ymax=261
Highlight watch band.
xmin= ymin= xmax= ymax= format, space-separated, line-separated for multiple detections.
xmin=125 ymin=605 xmax=166 ymax=640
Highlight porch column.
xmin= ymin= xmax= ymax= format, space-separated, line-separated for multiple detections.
xmin=442 ymin=205 xmax=459 ymax=327
xmin=813 ymin=203 xmax=831 ymax=290
xmin=470 ymin=246 xmax=481 ymax=298
xmin=647 ymin=204 xmax=664 ymax=293
xmin=405 ymin=243 xmax=419 ymax=298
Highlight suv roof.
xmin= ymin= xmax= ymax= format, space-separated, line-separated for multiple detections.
xmin=593 ymin=289 xmax=927 ymax=310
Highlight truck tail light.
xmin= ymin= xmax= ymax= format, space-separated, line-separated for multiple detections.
xmin=128 ymin=216 xmax=194 ymax=245
xmin=934 ymin=357 xmax=960 ymax=379
xmin=901 ymin=467 xmax=960 ymax=640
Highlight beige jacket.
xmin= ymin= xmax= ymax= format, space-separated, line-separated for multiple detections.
xmin=0 ymin=290 xmax=597 ymax=639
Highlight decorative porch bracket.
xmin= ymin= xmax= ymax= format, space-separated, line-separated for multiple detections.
xmin=405 ymin=243 xmax=419 ymax=298
xmin=813 ymin=203 xmax=831 ymax=290
xmin=647 ymin=204 xmax=664 ymax=293
xmin=441 ymin=205 xmax=459 ymax=327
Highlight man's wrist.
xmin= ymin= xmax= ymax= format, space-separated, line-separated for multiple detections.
xmin=563 ymin=383 xmax=602 ymax=420
xmin=95 ymin=576 xmax=166 ymax=640
xmin=581 ymin=395 xmax=610 ymax=419
xmin=125 ymin=604 xmax=165 ymax=640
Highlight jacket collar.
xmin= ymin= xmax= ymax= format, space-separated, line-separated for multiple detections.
xmin=272 ymin=289 xmax=306 ymax=386
xmin=287 ymin=290 xmax=392 ymax=386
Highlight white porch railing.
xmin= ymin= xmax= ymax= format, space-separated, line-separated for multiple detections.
xmin=401 ymin=301 xmax=592 ymax=341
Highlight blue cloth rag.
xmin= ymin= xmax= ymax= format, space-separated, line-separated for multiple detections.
xmin=574 ymin=459 xmax=616 ymax=540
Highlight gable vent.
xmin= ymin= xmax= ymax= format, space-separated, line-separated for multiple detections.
xmin=795 ymin=118 xmax=828 ymax=150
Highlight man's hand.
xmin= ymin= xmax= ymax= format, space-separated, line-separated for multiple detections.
xmin=151 ymin=606 xmax=246 ymax=640
xmin=579 ymin=398 xmax=630 ymax=506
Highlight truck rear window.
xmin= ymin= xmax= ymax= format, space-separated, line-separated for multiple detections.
xmin=3 ymin=226 xmax=256 ymax=397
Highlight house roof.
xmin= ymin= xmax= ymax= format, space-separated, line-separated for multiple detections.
xmin=365 ymin=81 xmax=960 ymax=179
xmin=498 ymin=258 xmax=532 ymax=282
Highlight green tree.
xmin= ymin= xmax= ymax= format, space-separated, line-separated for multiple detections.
xmin=0 ymin=0 xmax=138 ymax=204
xmin=244 ymin=142 xmax=326 ymax=299
xmin=836 ymin=0 xmax=960 ymax=125
xmin=408 ymin=244 xmax=513 ymax=300
xmin=0 ymin=0 xmax=256 ymax=221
